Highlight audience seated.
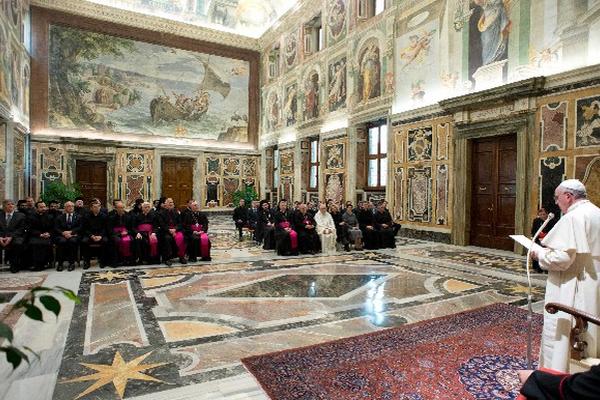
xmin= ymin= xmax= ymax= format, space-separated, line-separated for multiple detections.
xmin=108 ymin=200 xmax=136 ymax=267
xmin=342 ymin=204 xmax=363 ymax=250
xmin=330 ymin=204 xmax=349 ymax=251
xmin=357 ymin=201 xmax=380 ymax=250
xmin=374 ymin=201 xmax=396 ymax=249
xmin=134 ymin=201 xmax=159 ymax=264
xmin=233 ymin=199 xmax=249 ymax=240
xmin=257 ymin=200 xmax=275 ymax=250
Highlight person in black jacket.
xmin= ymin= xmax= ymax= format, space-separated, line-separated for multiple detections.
xmin=374 ymin=201 xmax=396 ymax=249
xmin=274 ymin=199 xmax=298 ymax=256
xmin=0 ymin=199 xmax=27 ymax=273
xmin=27 ymin=201 xmax=55 ymax=271
xmin=81 ymin=200 xmax=109 ymax=269
xmin=47 ymin=200 xmax=62 ymax=222
xmin=54 ymin=201 xmax=82 ymax=271
xmin=247 ymin=200 xmax=259 ymax=241
xmin=519 ymin=364 xmax=600 ymax=399
xmin=182 ymin=201 xmax=211 ymax=262
xmin=233 ymin=198 xmax=249 ymax=240
xmin=257 ymin=200 xmax=275 ymax=250
xmin=108 ymin=200 xmax=136 ymax=266
xmin=357 ymin=201 xmax=380 ymax=250
xmin=157 ymin=197 xmax=187 ymax=266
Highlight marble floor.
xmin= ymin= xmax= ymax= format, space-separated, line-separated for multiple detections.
xmin=0 ymin=216 xmax=548 ymax=400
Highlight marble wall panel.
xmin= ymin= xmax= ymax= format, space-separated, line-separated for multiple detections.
xmin=393 ymin=166 xmax=403 ymax=220
xmin=575 ymin=95 xmax=600 ymax=148
xmin=539 ymin=157 xmax=565 ymax=215
xmin=407 ymin=166 xmax=432 ymax=223
xmin=115 ymin=149 xmax=154 ymax=206
xmin=407 ymin=127 xmax=432 ymax=162
xmin=540 ymin=102 xmax=567 ymax=151
xmin=436 ymin=164 xmax=448 ymax=225
xmin=436 ymin=123 xmax=449 ymax=161
xmin=325 ymin=173 xmax=344 ymax=204
xmin=325 ymin=143 xmax=344 ymax=170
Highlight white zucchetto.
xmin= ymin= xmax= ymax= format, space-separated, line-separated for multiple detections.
xmin=558 ymin=179 xmax=586 ymax=194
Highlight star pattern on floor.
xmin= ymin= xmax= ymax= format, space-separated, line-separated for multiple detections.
xmin=62 ymin=351 xmax=167 ymax=399
xmin=500 ymin=283 xmax=545 ymax=297
xmin=90 ymin=271 xmax=132 ymax=283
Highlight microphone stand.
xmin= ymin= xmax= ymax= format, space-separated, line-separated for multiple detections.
xmin=525 ymin=213 xmax=554 ymax=369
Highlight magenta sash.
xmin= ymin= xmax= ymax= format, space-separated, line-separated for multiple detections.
xmin=137 ymin=223 xmax=158 ymax=257
xmin=278 ymin=221 xmax=297 ymax=250
xmin=113 ymin=226 xmax=132 ymax=258
xmin=169 ymin=224 xmax=186 ymax=258
xmin=191 ymin=224 xmax=210 ymax=258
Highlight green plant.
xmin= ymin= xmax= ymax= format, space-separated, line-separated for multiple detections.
xmin=232 ymin=186 xmax=258 ymax=207
xmin=0 ymin=287 xmax=79 ymax=369
xmin=40 ymin=181 xmax=83 ymax=204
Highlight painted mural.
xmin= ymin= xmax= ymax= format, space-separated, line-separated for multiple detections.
xmin=0 ymin=22 xmax=9 ymax=107
xmin=325 ymin=173 xmax=344 ymax=204
xmin=284 ymin=83 xmax=298 ymax=126
xmin=267 ymin=91 xmax=281 ymax=130
xmin=284 ymin=31 xmax=298 ymax=69
xmin=358 ymin=40 xmax=381 ymax=102
xmin=48 ymin=25 xmax=250 ymax=142
xmin=328 ymin=56 xmax=346 ymax=112
xmin=327 ymin=0 xmax=347 ymax=43
xmin=304 ymin=70 xmax=320 ymax=120
xmin=575 ymin=96 xmax=600 ymax=148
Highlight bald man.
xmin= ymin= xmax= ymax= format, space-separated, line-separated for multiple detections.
xmin=531 ymin=179 xmax=600 ymax=372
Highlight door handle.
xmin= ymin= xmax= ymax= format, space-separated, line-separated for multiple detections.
xmin=479 ymin=186 xmax=487 ymax=191
xmin=488 ymin=206 xmax=494 ymax=212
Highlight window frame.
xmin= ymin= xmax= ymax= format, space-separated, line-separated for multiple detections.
xmin=308 ymin=138 xmax=320 ymax=190
xmin=366 ymin=122 xmax=387 ymax=189
xmin=273 ymin=147 xmax=280 ymax=189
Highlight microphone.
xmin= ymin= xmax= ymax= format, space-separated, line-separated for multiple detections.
xmin=525 ymin=211 xmax=555 ymax=368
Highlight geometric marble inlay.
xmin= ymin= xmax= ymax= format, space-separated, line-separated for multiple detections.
xmin=212 ymin=274 xmax=386 ymax=298
xmin=158 ymin=321 xmax=238 ymax=342
xmin=443 ymin=279 xmax=479 ymax=293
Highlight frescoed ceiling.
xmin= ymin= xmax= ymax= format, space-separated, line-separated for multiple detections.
xmin=84 ymin=0 xmax=299 ymax=38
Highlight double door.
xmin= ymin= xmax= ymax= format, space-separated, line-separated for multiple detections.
xmin=161 ymin=158 xmax=194 ymax=209
xmin=470 ymin=135 xmax=517 ymax=251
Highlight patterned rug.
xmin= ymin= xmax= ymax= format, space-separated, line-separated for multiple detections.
xmin=242 ymin=303 xmax=542 ymax=400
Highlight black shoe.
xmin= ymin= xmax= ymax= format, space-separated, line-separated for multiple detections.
xmin=201 ymin=256 xmax=211 ymax=261
xmin=189 ymin=257 xmax=197 ymax=262
xmin=56 ymin=263 xmax=64 ymax=272
xmin=9 ymin=265 xmax=19 ymax=273
xmin=344 ymin=243 xmax=350 ymax=252
xmin=179 ymin=257 xmax=187 ymax=264
xmin=165 ymin=259 xmax=172 ymax=266
xmin=68 ymin=263 xmax=75 ymax=271
xmin=83 ymin=262 xmax=90 ymax=270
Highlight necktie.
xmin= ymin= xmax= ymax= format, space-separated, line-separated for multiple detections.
xmin=6 ymin=213 xmax=12 ymax=225
xmin=67 ymin=214 xmax=72 ymax=225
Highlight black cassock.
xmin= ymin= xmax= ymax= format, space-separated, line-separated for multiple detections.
xmin=27 ymin=212 xmax=54 ymax=270
xmin=357 ymin=209 xmax=380 ymax=250
xmin=134 ymin=211 xmax=160 ymax=263
xmin=274 ymin=210 xmax=297 ymax=256
xmin=183 ymin=211 xmax=211 ymax=261
xmin=293 ymin=211 xmax=321 ymax=254
xmin=374 ymin=209 xmax=396 ymax=249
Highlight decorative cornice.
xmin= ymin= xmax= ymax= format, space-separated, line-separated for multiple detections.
xmin=391 ymin=104 xmax=446 ymax=126
xmin=31 ymin=0 xmax=260 ymax=50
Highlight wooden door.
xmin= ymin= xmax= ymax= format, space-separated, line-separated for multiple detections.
xmin=161 ymin=158 xmax=194 ymax=209
xmin=470 ymin=135 xmax=516 ymax=250
xmin=76 ymin=160 xmax=107 ymax=205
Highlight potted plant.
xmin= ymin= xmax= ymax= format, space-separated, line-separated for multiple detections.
xmin=232 ymin=186 xmax=258 ymax=207
xmin=40 ymin=181 xmax=83 ymax=205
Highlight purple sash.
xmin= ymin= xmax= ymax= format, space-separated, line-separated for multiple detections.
xmin=113 ymin=226 xmax=132 ymax=258
xmin=278 ymin=221 xmax=297 ymax=251
xmin=169 ymin=224 xmax=186 ymax=258
xmin=137 ymin=223 xmax=158 ymax=257
xmin=191 ymin=224 xmax=210 ymax=258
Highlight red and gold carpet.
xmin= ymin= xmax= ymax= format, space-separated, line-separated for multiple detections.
xmin=242 ymin=303 xmax=542 ymax=399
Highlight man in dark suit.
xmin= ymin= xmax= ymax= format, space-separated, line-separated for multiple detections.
xmin=81 ymin=200 xmax=109 ymax=269
xmin=247 ymin=200 xmax=259 ymax=241
xmin=0 ymin=199 xmax=27 ymax=273
xmin=27 ymin=201 xmax=55 ymax=271
xmin=233 ymin=198 xmax=248 ymax=240
xmin=54 ymin=201 xmax=82 ymax=271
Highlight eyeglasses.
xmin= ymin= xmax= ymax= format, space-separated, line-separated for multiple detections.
xmin=554 ymin=192 xmax=573 ymax=201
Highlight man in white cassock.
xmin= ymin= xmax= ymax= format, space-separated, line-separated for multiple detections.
xmin=314 ymin=202 xmax=337 ymax=255
xmin=531 ymin=179 xmax=600 ymax=372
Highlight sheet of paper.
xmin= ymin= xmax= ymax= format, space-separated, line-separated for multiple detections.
xmin=510 ymin=234 xmax=533 ymax=249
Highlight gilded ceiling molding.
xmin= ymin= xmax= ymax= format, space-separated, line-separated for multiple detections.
xmin=31 ymin=0 xmax=260 ymax=50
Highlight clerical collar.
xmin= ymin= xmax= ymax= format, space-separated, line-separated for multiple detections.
xmin=567 ymin=199 xmax=590 ymax=213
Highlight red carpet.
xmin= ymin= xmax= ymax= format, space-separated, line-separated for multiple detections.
xmin=242 ymin=303 xmax=542 ymax=400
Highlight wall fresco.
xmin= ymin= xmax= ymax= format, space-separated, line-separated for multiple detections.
xmin=327 ymin=56 xmax=346 ymax=112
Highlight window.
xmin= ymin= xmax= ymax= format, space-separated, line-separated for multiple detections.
xmin=357 ymin=0 xmax=386 ymax=20
xmin=273 ymin=148 xmax=280 ymax=189
xmin=309 ymin=138 xmax=320 ymax=190
xmin=303 ymin=14 xmax=323 ymax=56
xmin=367 ymin=122 xmax=387 ymax=188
